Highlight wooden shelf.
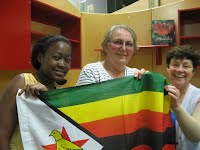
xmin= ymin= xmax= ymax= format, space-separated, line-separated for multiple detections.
xmin=94 ymin=48 xmax=103 ymax=51
xmin=180 ymin=36 xmax=200 ymax=39
xmin=31 ymin=31 xmax=47 ymax=39
xmin=179 ymin=8 xmax=200 ymax=24
xmin=178 ymin=8 xmax=200 ymax=72
xmin=31 ymin=0 xmax=81 ymax=69
xmin=68 ymin=38 xmax=80 ymax=43
xmin=31 ymin=31 xmax=80 ymax=43
xmin=178 ymin=8 xmax=200 ymax=45
xmin=31 ymin=0 xmax=80 ymax=41
xmin=139 ymin=45 xmax=169 ymax=48
xmin=94 ymin=45 xmax=169 ymax=51
xmin=94 ymin=45 xmax=170 ymax=65
xmin=139 ymin=45 xmax=170 ymax=65
xmin=31 ymin=0 xmax=79 ymax=26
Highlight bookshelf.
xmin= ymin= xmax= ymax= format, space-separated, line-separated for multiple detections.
xmin=139 ymin=45 xmax=169 ymax=65
xmin=31 ymin=0 xmax=81 ymax=69
xmin=178 ymin=8 xmax=200 ymax=45
xmin=0 ymin=0 xmax=81 ymax=70
xmin=178 ymin=8 xmax=200 ymax=68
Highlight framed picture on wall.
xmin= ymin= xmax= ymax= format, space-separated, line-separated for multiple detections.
xmin=152 ymin=20 xmax=176 ymax=46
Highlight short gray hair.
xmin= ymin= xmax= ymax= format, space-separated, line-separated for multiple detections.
xmin=101 ymin=25 xmax=138 ymax=54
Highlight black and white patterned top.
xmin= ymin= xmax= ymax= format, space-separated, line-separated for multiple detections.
xmin=76 ymin=61 xmax=139 ymax=86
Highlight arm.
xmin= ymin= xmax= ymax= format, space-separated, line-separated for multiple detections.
xmin=165 ymin=85 xmax=200 ymax=142
xmin=0 ymin=74 xmax=25 ymax=150
xmin=174 ymin=100 xmax=200 ymax=142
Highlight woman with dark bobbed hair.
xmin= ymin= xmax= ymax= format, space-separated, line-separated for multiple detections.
xmin=0 ymin=35 xmax=72 ymax=149
xmin=165 ymin=45 xmax=200 ymax=150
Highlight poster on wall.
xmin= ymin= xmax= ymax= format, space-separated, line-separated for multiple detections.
xmin=152 ymin=20 xmax=176 ymax=46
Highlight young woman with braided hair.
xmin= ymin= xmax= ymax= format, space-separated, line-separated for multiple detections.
xmin=0 ymin=35 xmax=72 ymax=150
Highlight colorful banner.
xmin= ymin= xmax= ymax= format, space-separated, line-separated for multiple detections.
xmin=17 ymin=72 xmax=175 ymax=150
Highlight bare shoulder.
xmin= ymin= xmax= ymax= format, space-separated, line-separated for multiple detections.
xmin=0 ymin=73 xmax=25 ymax=103
xmin=0 ymin=74 xmax=25 ymax=142
xmin=6 ymin=73 xmax=25 ymax=90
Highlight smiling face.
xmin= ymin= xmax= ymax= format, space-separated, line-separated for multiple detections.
xmin=38 ymin=41 xmax=72 ymax=83
xmin=167 ymin=58 xmax=194 ymax=89
xmin=104 ymin=28 xmax=135 ymax=67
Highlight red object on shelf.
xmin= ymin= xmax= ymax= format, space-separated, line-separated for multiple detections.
xmin=156 ymin=47 xmax=162 ymax=65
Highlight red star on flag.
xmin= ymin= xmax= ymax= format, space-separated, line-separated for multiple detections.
xmin=42 ymin=127 xmax=89 ymax=150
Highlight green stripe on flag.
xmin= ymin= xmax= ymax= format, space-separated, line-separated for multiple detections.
xmin=39 ymin=72 xmax=166 ymax=108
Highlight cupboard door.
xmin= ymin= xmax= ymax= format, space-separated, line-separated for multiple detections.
xmin=0 ymin=0 xmax=31 ymax=70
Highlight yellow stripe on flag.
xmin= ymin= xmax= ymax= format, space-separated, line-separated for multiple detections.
xmin=59 ymin=91 xmax=171 ymax=124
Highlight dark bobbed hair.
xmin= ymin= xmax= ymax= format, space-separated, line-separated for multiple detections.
xmin=166 ymin=45 xmax=200 ymax=70
xmin=31 ymin=35 xmax=72 ymax=70
xmin=101 ymin=25 xmax=138 ymax=55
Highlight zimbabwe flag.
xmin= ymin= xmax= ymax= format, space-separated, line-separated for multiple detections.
xmin=37 ymin=72 xmax=175 ymax=150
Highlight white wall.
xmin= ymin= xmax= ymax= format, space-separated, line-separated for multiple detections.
xmin=68 ymin=0 xmax=107 ymax=13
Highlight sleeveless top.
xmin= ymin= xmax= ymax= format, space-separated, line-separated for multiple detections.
xmin=10 ymin=73 xmax=38 ymax=150
xmin=176 ymin=84 xmax=200 ymax=150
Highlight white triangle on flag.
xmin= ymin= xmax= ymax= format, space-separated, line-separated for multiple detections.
xmin=16 ymin=90 xmax=103 ymax=150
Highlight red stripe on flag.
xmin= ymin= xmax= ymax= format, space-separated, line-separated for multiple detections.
xmin=162 ymin=144 xmax=176 ymax=150
xmin=81 ymin=110 xmax=172 ymax=138
xmin=131 ymin=145 xmax=152 ymax=150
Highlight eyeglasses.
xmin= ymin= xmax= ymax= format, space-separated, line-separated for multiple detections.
xmin=108 ymin=40 xmax=134 ymax=50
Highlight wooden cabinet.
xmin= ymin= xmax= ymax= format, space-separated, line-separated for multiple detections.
xmin=0 ymin=0 xmax=31 ymax=70
xmin=31 ymin=0 xmax=81 ymax=69
xmin=178 ymin=8 xmax=200 ymax=68
xmin=139 ymin=45 xmax=169 ymax=65
xmin=178 ymin=8 xmax=200 ymax=46
xmin=0 ymin=0 xmax=81 ymax=70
